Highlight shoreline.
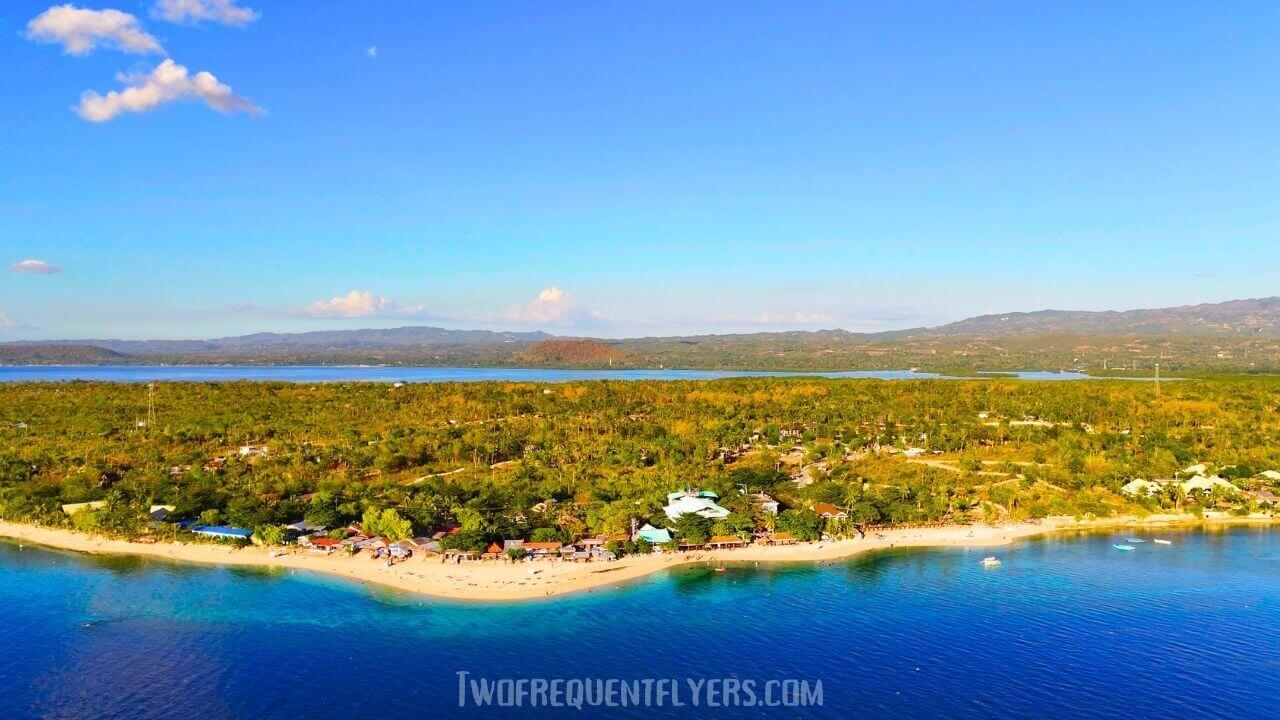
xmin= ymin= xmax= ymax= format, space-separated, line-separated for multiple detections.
xmin=0 ymin=515 xmax=1273 ymax=602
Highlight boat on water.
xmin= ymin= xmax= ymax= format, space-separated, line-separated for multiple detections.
xmin=1113 ymin=544 xmax=1136 ymax=551
xmin=981 ymin=556 xmax=1001 ymax=567
xmin=1153 ymin=539 xmax=1173 ymax=545
xmin=1125 ymin=538 xmax=1146 ymax=543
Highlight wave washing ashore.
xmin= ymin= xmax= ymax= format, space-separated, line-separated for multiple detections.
xmin=0 ymin=365 xmax=1104 ymax=383
xmin=0 ymin=515 xmax=1267 ymax=602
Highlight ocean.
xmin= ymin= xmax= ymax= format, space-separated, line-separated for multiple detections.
xmin=2 ymin=526 xmax=1276 ymax=719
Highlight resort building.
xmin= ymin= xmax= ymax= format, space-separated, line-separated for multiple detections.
xmin=1179 ymin=475 xmax=1239 ymax=496
xmin=664 ymin=488 xmax=730 ymax=520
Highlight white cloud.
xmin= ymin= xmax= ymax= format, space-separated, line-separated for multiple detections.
xmin=11 ymin=259 xmax=64 ymax=275
xmin=0 ymin=313 xmax=11 ymax=329
xmin=303 ymin=290 xmax=423 ymax=318
xmin=367 ymin=46 xmax=378 ymax=59
xmin=152 ymin=0 xmax=259 ymax=26
xmin=26 ymin=4 xmax=164 ymax=55
xmin=76 ymin=59 xmax=262 ymax=122
xmin=501 ymin=287 xmax=611 ymax=325
xmin=753 ymin=311 xmax=837 ymax=325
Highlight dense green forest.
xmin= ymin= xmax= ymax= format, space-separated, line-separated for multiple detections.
xmin=1 ymin=377 xmax=1278 ymax=549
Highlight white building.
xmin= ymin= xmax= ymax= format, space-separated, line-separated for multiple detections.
xmin=664 ymin=489 xmax=730 ymax=520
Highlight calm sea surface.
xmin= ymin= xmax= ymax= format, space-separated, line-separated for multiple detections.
xmin=0 ymin=365 xmax=1096 ymax=383
xmin=2 ymin=526 xmax=1277 ymax=719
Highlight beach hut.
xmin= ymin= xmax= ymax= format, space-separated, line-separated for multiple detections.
xmin=309 ymin=537 xmax=341 ymax=553
xmin=707 ymin=535 xmax=747 ymax=549
xmin=523 ymin=541 xmax=562 ymax=558
xmin=763 ymin=532 xmax=797 ymax=546
xmin=482 ymin=542 xmax=504 ymax=559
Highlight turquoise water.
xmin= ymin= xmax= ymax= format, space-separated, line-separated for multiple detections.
xmin=0 ymin=365 xmax=1095 ymax=383
xmin=2 ymin=527 xmax=1278 ymax=718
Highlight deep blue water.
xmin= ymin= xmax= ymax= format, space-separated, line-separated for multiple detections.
xmin=2 ymin=527 xmax=1277 ymax=719
xmin=0 ymin=365 xmax=1097 ymax=383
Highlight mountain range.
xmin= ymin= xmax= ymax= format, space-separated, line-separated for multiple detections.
xmin=5 ymin=297 xmax=1280 ymax=373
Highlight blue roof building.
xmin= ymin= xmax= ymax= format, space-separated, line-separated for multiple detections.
xmin=634 ymin=523 xmax=673 ymax=544
xmin=191 ymin=525 xmax=253 ymax=540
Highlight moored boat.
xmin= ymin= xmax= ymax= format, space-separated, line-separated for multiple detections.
xmin=1113 ymin=544 xmax=1136 ymax=551
xmin=1153 ymin=539 xmax=1173 ymax=545
xmin=981 ymin=556 xmax=1001 ymax=567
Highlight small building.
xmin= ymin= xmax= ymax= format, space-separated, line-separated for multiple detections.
xmin=191 ymin=525 xmax=253 ymax=541
xmin=762 ymin=532 xmax=798 ymax=545
xmin=523 ymin=541 xmax=562 ymax=557
xmin=634 ymin=523 xmax=673 ymax=545
xmin=308 ymin=537 xmax=341 ymax=552
xmin=1245 ymin=489 xmax=1280 ymax=505
xmin=61 ymin=500 xmax=107 ymax=516
xmin=482 ymin=542 xmax=504 ymax=559
xmin=751 ymin=493 xmax=780 ymax=515
xmin=1121 ymin=479 xmax=1162 ymax=497
xmin=286 ymin=520 xmax=326 ymax=534
xmin=812 ymin=502 xmax=847 ymax=519
xmin=707 ymin=535 xmax=746 ymax=549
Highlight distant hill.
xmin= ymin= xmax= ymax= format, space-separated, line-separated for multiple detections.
xmin=518 ymin=338 xmax=623 ymax=365
xmin=911 ymin=297 xmax=1280 ymax=337
xmin=13 ymin=326 xmax=553 ymax=355
xmin=0 ymin=344 xmax=128 ymax=364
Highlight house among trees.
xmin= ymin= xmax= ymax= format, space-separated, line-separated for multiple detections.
xmin=750 ymin=492 xmax=780 ymax=514
xmin=1121 ymin=479 xmax=1162 ymax=497
xmin=664 ymin=488 xmax=730 ymax=520
xmin=812 ymin=502 xmax=847 ymax=519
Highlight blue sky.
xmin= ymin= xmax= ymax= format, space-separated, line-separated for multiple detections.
xmin=3 ymin=1 xmax=1279 ymax=340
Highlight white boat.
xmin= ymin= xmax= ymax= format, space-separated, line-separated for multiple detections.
xmin=1125 ymin=538 xmax=1146 ymax=543
xmin=981 ymin=556 xmax=1001 ymax=567
xmin=1113 ymin=544 xmax=1135 ymax=551
xmin=1153 ymin=539 xmax=1173 ymax=545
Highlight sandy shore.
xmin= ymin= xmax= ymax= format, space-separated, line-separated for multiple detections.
xmin=0 ymin=514 xmax=1270 ymax=602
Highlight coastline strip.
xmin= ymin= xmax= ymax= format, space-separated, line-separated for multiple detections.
xmin=0 ymin=516 xmax=1271 ymax=602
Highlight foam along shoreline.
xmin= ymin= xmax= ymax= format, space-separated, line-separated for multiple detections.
xmin=0 ymin=516 xmax=1270 ymax=602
